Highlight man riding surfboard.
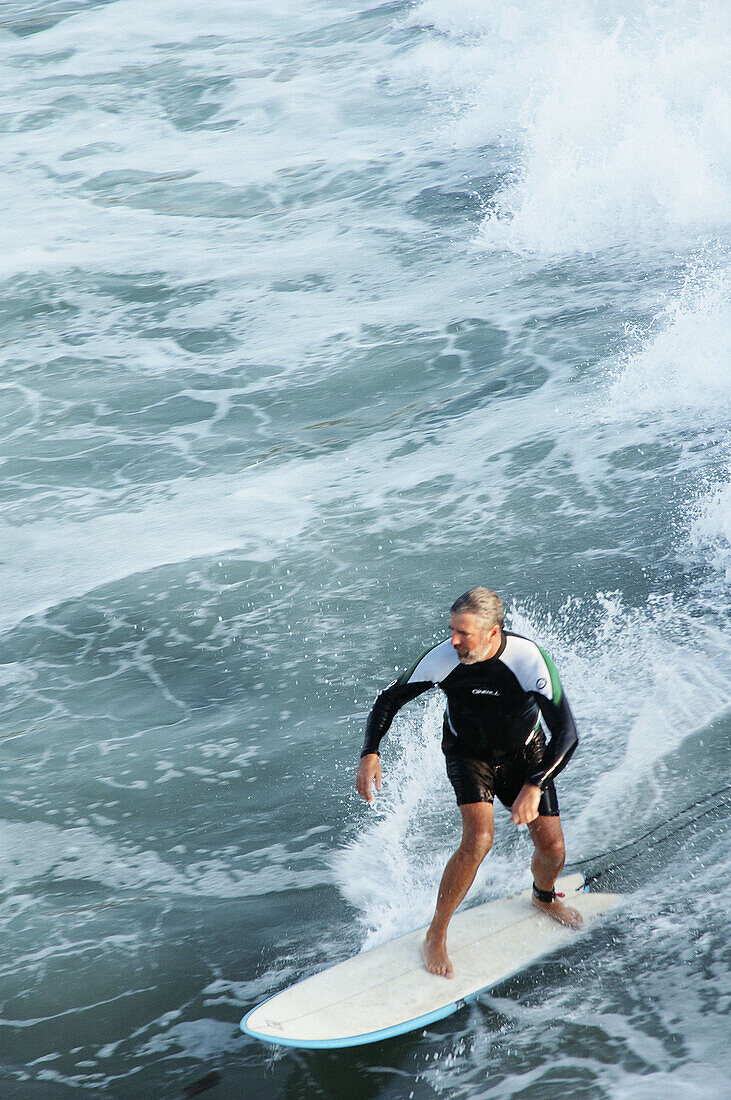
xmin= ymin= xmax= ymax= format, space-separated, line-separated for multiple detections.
xmin=356 ymin=587 xmax=582 ymax=979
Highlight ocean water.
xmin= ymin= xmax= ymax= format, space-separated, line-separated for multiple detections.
xmin=0 ymin=1 xmax=729 ymax=1097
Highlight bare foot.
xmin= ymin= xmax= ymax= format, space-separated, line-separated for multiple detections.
xmin=532 ymin=895 xmax=583 ymax=929
xmin=421 ymin=934 xmax=455 ymax=978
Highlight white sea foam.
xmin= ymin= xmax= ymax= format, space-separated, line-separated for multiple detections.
xmin=511 ymin=595 xmax=731 ymax=842
xmin=403 ymin=0 xmax=731 ymax=256
xmin=0 ymin=818 xmax=327 ymax=900
xmin=331 ymin=697 xmax=455 ymax=947
xmin=607 ymin=269 xmax=731 ymax=418
xmin=0 ymin=820 xmax=181 ymax=893
xmin=689 ymin=478 xmax=731 ymax=584
xmin=0 ymin=466 xmax=313 ymax=633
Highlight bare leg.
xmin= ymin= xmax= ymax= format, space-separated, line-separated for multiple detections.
xmin=528 ymin=816 xmax=583 ymax=929
xmin=422 ymin=802 xmax=494 ymax=978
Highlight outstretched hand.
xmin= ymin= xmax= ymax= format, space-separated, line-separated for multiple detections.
xmin=356 ymin=753 xmax=382 ymax=803
xmin=511 ymin=783 xmax=542 ymax=825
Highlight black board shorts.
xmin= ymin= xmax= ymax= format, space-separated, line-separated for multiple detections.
xmin=443 ymin=732 xmax=560 ymax=816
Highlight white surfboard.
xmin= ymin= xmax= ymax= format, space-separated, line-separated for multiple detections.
xmin=241 ymin=873 xmax=619 ymax=1049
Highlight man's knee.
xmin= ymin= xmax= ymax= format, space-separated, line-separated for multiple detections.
xmin=458 ymin=803 xmax=494 ymax=863
xmin=535 ymin=830 xmax=565 ymax=864
xmin=460 ymin=824 xmax=494 ymax=862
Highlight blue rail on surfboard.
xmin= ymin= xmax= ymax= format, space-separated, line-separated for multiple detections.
xmin=241 ymin=999 xmax=461 ymax=1049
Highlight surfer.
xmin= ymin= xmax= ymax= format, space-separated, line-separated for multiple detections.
xmin=356 ymin=587 xmax=583 ymax=979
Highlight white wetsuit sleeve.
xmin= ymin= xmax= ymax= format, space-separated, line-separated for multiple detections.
xmin=361 ymin=640 xmax=458 ymax=756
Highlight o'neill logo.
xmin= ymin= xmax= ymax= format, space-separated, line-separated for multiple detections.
xmin=472 ymin=689 xmax=499 ymax=696
xmin=536 ymin=677 xmax=547 ymax=690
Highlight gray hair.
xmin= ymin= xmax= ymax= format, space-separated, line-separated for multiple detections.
xmin=450 ymin=587 xmax=504 ymax=629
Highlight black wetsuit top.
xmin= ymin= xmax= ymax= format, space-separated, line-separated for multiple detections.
xmin=361 ymin=630 xmax=578 ymax=790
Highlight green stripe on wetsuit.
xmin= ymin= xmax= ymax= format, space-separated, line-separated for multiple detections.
xmin=537 ymin=645 xmax=563 ymax=705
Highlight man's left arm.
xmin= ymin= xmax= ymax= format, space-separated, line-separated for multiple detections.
xmin=527 ymin=687 xmax=578 ymax=789
xmin=511 ymin=681 xmax=578 ymax=825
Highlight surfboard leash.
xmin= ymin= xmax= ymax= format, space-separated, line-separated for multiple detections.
xmin=570 ymin=782 xmax=731 ymax=889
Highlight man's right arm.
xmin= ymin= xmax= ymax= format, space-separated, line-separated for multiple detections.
xmin=360 ymin=678 xmax=432 ymax=757
xmin=356 ymin=678 xmax=432 ymax=803
xmin=356 ymin=640 xmax=454 ymax=802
